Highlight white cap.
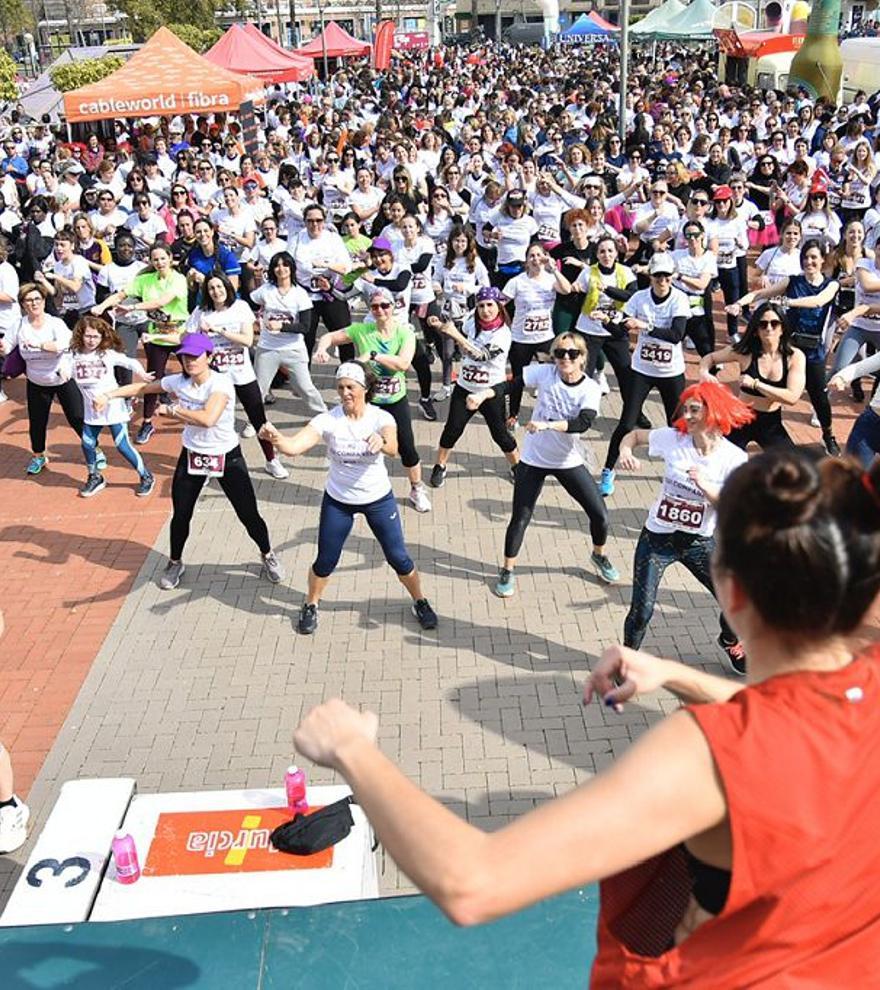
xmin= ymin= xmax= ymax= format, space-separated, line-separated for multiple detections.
xmin=335 ymin=362 xmax=367 ymax=387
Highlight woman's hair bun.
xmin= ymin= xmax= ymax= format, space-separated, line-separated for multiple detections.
xmin=747 ymin=455 xmax=822 ymax=530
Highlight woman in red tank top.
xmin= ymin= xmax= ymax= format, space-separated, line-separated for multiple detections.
xmin=290 ymin=449 xmax=880 ymax=988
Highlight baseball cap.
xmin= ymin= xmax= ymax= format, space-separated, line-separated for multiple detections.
xmin=369 ymin=237 xmax=394 ymax=254
xmin=507 ymin=190 xmax=525 ymax=205
xmin=176 ymin=332 xmax=214 ymax=357
xmin=648 ymin=253 xmax=676 ymax=276
xmin=476 ymin=286 xmax=504 ymax=303
xmin=712 ymin=185 xmax=733 ymax=201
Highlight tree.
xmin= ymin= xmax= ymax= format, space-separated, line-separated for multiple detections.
xmin=167 ymin=23 xmax=223 ymax=53
xmin=0 ymin=48 xmax=18 ymax=102
xmin=49 ymin=54 xmax=125 ymax=93
xmin=0 ymin=0 xmax=31 ymax=48
xmin=106 ymin=0 xmax=221 ymax=41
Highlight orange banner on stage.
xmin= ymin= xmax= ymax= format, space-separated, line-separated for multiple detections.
xmin=144 ymin=807 xmax=334 ymax=876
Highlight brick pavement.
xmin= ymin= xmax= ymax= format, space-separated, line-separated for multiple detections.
xmin=0 ymin=341 xmax=865 ymax=907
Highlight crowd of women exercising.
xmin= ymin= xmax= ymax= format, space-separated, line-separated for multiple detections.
xmin=1 ymin=40 xmax=878 ymax=654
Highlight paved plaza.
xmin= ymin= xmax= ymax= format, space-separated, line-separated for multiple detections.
xmin=0 ymin=352 xmax=854 ymax=907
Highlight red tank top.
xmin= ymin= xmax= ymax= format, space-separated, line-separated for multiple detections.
xmin=590 ymin=649 xmax=880 ymax=988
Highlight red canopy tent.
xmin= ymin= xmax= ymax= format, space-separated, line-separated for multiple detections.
xmin=588 ymin=11 xmax=620 ymax=30
xmin=206 ymin=23 xmax=314 ymax=82
xmin=297 ymin=21 xmax=370 ymax=58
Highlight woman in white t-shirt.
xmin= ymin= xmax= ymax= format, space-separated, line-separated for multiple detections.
xmin=1 ymin=282 xmax=84 ymax=476
xmin=601 ymin=252 xmax=691 ymax=496
xmin=251 ymin=251 xmax=326 ymax=418
xmin=467 ymin=332 xmax=620 ymax=598
xmin=672 ymin=220 xmax=719 ymax=358
xmin=261 ymin=362 xmax=437 ymax=637
xmin=616 ymin=381 xmax=753 ymax=674
xmin=69 ymin=315 xmax=154 ymax=498
xmin=93 ymin=332 xmax=283 ymax=593
xmin=503 ymin=242 xmax=573 ymax=428
xmin=428 ymin=287 xmax=519 ymax=488
xmin=755 ymin=219 xmax=802 ymax=287
xmin=187 ymin=272 xmax=286 ymax=480
xmin=35 ymin=228 xmax=95 ymax=327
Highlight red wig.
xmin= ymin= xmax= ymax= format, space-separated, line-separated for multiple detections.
xmin=673 ymin=381 xmax=755 ymax=437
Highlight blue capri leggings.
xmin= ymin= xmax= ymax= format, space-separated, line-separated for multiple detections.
xmin=82 ymin=422 xmax=147 ymax=476
xmin=313 ymin=490 xmax=414 ymax=578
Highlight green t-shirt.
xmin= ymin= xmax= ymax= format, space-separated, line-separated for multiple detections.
xmin=129 ymin=270 xmax=189 ymax=346
xmin=346 ymin=321 xmax=414 ymax=405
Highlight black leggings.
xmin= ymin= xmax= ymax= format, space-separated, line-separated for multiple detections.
xmin=377 ymin=398 xmax=419 ymax=469
xmin=804 ymin=355 xmax=833 ymax=432
xmin=717 ymin=267 xmax=742 ymax=340
xmin=412 ymin=338 xmax=434 ymax=400
xmin=26 ymin=378 xmax=84 ymax=453
xmin=114 ymin=322 xmax=141 ymax=386
xmin=143 ymin=342 xmax=173 ymax=421
xmin=605 ymin=371 xmax=685 ymax=471
xmin=504 ymin=461 xmax=608 ymax=559
xmin=728 ymin=408 xmax=795 ymax=450
xmin=170 ymin=445 xmax=271 ymax=561
xmin=508 ymin=339 xmax=552 ymax=419
xmin=234 ymin=379 xmax=274 ymax=462
xmin=685 ymin=313 xmax=715 ymax=358
xmin=439 ymin=384 xmax=517 ymax=453
xmin=306 ymin=299 xmax=353 ymax=363
xmin=585 ymin=335 xmax=633 ymax=397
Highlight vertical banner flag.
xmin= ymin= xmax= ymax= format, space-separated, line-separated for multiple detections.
xmin=373 ymin=20 xmax=395 ymax=71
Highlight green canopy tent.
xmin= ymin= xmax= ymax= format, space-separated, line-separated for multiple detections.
xmin=653 ymin=0 xmax=719 ymax=39
xmin=630 ymin=0 xmax=686 ymax=37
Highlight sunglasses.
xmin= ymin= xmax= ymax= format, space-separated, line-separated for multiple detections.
xmin=553 ymin=347 xmax=582 ymax=360
xmin=692 ymin=199 xmax=709 ymax=205
xmin=306 ymin=217 xmax=323 ymax=223
xmin=684 ymin=230 xmax=701 ymax=239
xmin=758 ymin=318 xmax=782 ymax=328
xmin=371 ymin=302 xmax=392 ymax=311
xmin=326 ymin=157 xmax=340 ymax=163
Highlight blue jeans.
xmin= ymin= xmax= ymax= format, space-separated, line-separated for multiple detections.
xmin=624 ymin=527 xmax=735 ymax=649
xmin=846 ymin=406 xmax=880 ymax=467
xmin=831 ymin=326 xmax=880 ymax=376
xmin=82 ymin=422 xmax=147 ymax=476
xmin=313 ymin=490 xmax=414 ymax=578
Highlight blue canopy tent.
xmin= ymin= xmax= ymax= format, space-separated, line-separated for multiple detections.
xmin=560 ymin=14 xmax=617 ymax=41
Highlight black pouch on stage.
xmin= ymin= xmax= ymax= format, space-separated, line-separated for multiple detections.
xmin=270 ymin=796 xmax=355 ymax=855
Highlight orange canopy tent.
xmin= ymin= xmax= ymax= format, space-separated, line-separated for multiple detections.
xmin=206 ymin=23 xmax=314 ymax=83
xmin=297 ymin=21 xmax=370 ymax=58
xmin=63 ymin=26 xmax=266 ymax=124
xmin=588 ymin=11 xmax=620 ymax=30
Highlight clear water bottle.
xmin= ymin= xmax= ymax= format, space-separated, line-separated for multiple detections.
xmin=285 ymin=765 xmax=309 ymax=814
xmin=111 ymin=830 xmax=141 ymax=884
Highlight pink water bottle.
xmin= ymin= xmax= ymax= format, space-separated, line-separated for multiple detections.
xmin=285 ymin=765 xmax=309 ymax=813
xmin=111 ymin=830 xmax=141 ymax=884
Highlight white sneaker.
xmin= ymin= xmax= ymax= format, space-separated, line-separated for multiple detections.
xmin=240 ymin=423 xmax=256 ymax=439
xmin=431 ymin=383 xmax=454 ymax=402
xmin=0 ymin=797 xmax=30 ymax=853
xmin=810 ymin=413 xmax=820 ymax=428
xmin=265 ymin=457 xmax=289 ymax=480
xmin=0 ymin=388 xmax=8 ymax=403
xmin=409 ymin=483 xmax=432 ymax=513
xmin=594 ymin=371 xmax=610 ymax=395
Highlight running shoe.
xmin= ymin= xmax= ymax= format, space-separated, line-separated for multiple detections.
xmin=599 ymin=468 xmax=615 ymax=497
xmin=0 ymin=797 xmax=29 ymax=854
xmin=240 ymin=423 xmax=257 ymax=439
xmin=265 ymin=457 xmax=289 ymax=479
xmin=136 ymin=473 xmax=155 ymax=497
xmin=431 ymin=383 xmax=454 ymax=402
xmin=262 ymin=550 xmax=285 ymax=583
xmin=298 ymin=602 xmax=319 ymax=635
xmin=159 ymin=560 xmax=185 ymax=590
xmin=591 ymin=551 xmax=620 ymax=584
xmin=494 ymin=567 xmax=516 ymax=598
xmin=810 ymin=413 xmax=820 ymax=427
xmin=636 ymin=413 xmax=652 ymax=430
xmin=412 ymin=598 xmax=438 ymax=630
xmin=409 ymin=483 xmax=432 ymax=512
xmin=419 ymin=396 xmax=437 ymax=421
xmin=94 ymin=448 xmax=107 ymax=471
xmin=26 ymin=454 xmax=47 ymax=475
xmin=594 ymin=371 xmax=610 ymax=395
xmin=79 ymin=473 xmax=106 ymax=498
xmin=823 ymin=431 xmax=841 ymax=457
xmin=429 ymin=464 xmax=447 ymax=488
xmin=263 ymin=392 xmax=276 ymax=406
xmin=135 ymin=422 xmax=154 ymax=445
xmin=718 ymin=635 xmax=747 ymax=677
